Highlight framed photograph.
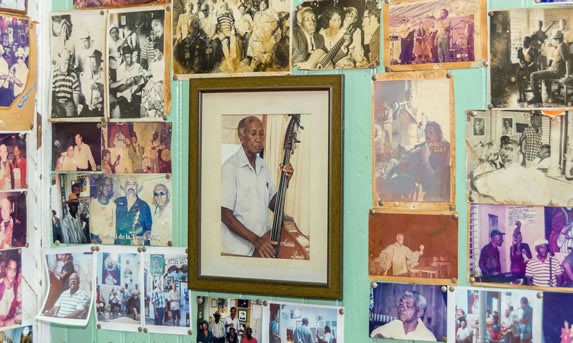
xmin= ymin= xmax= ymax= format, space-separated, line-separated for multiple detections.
xmin=489 ymin=8 xmax=573 ymax=109
xmin=211 ymin=299 xmax=218 ymax=308
xmin=370 ymin=282 xmax=449 ymax=341
xmin=452 ymin=287 xmax=541 ymax=343
xmin=172 ymin=0 xmax=290 ymax=78
xmin=0 ymin=0 xmax=26 ymax=14
xmin=383 ymin=0 xmax=486 ymax=71
xmin=74 ymin=0 xmax=167 ymax=9
xmin=238 ymin=309 xmax=247 ymax=322
xmin=469 ymin=203 xmax=573 ymax=291
xmin=369 ymin=212 xmax=458 ymax=284
xmin=189 ymin=75 xmax=343 ymax=299
xmin=372 ymin=70 xmax=455 ymax=211
xmin=292 ymin=0 xmax=380 ymax=70
xmin=52 ymin=123 xmax=101 ymax=172
xmin=466 ymin=110 xmax=573 ymax=206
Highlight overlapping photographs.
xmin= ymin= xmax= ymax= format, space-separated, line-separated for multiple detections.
xmin=196 ymin=296 xmax=263 ymax=342
xmin=0 ymin=133 xmax=27 ymax=190
xmin=466 ymin=110 xmax=573 ymax=206
xmin=143 ymin=248 xmax=189 ymax=334
xmin=102 ymin=122 xmax=172 ymax=174
xmin=266 ymin=302 xmax=344 ymax=343
xmin=74 ymin=0 xmax=167 ymax=8
xmin=292 ymin=0 xmax=380 ymax=70
xmin=50 ymin=173 xmax=91 ymax=244
xmin=452 ymin=287 xmax=541 ymax=343
xmin=368 ymin=212 xmax=458 ymax=284
xmin=384 ymin=0 xmax=486 ymax=71
xmin=52 ymin=122 xmax=101 ymax=172
xmin=369 ymin=282 xmax=448 ymax=341
xmin=372 ymin=71 xmax=454 ymax=211
xmin=107 ymin=7 xmax=169 ymax=119
xmin=172 ymin=0 xmax=291 ymax=77
xmin=469 ymin=203 xmax=573 ymax=290
xmin=38 ymin=247 xmax=94 ymax=326
xmin=95 ymin=246 xmax=142 ymax=331
xmin=0 ymin=325 xmax=32 ymax=342
xmin=489 ymin=8 xmax=573 ymax=109
xmin=50 ymin=11 xmax=106 ymax=120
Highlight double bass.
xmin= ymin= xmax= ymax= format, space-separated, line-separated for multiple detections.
xmin=254 ymin=114 xmax=309 ymax=260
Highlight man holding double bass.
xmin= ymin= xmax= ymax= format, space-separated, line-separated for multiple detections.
xmin=221 ymin=116 xmax=294 ymax=258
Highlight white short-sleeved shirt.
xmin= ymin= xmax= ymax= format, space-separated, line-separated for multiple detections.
xmin=221 ymin=147 xmax=277 ymax=256
xmin=370 ymin=319 xmax=437 ymax=341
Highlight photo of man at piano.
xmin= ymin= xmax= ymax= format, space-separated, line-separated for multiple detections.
xmin=221 ymin=114 xmax=310 ymax=260
xmin=373 ymin=76 xmax=452 ymax=205
xmin=369 ymin=212 xmax=458 ymax=281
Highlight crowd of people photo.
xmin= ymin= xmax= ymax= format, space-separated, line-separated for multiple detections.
xmin=0 ymin=16 xmax=29 ymax=108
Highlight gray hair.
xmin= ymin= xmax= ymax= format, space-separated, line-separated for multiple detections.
xmin=237 ymin=116 xmax=262 ymax=136
xmin=403 ymin=291 xmax=427 ymax=314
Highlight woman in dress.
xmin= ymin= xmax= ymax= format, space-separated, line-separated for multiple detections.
xmin=317 ymin=8 xmax=354 ymax=69
xmin=509 ymin=226 xmax=532 ymax=277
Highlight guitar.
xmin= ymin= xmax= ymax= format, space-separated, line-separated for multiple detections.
xmin=298 ymin=24 xmax=356 ymax=70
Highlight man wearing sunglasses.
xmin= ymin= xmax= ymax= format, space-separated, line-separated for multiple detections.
xmin=151 ymin=183 xmax=171 ymax=245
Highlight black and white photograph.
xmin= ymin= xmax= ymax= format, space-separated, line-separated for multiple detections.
xmin=490 ymin=8 xmax=573 ymax=109
xmin=172 ymin=0 xmax=291 ymax=76
xmin=52 ymin=122 xmax=101 ymax=172
xmin=292 ymin=0 xmax=380 ymax=70
xmin=0 ymin=133 xmax=27 ymax=190
xmin=102 ymin=122 xmax=172 ymax=174
xmin=108 ymin=7 xmax=168 ymax=119
xmin=50 ymin=11 xmax=106 ymax=119
xmin=0 ymin=0 xmax=26 ymax=13
xmin=266 ymin=301 xmax=344 ymax=343
xmin=39 ymin=248 xmax=94 ymax=326
xmin=0 ymin=192 xmax=26 ymax=250
xmin=372 ymin=71 xmax=454 ymax=210
xmin=469 ymin=203 xmax=573 ymax=289
xmin=74 ymin=0 xmax=167 ymax=8
xmin=466 ymin=110 xmax=573 ymax=206
xmin=384 ymin=0 xmax=486 ymax=71
xmin=95 ymin=247 xmax=142 ymax=332
xmin=88 ymin=174 xmax=172 ymax=246
xmin=452 ymin=287 xmax=541 ymax=343
xmin=473 ymin=117 xmax=485 ymax=136
xmin=369 ymin=282 xmax=448 ymax=341
xmin=143 ymin=249 xmax=189 ymax=334
xmin=50 ymin=173 xmax=91 ymax=245
xmin=0 ymin=325 xmax=33 ymax=342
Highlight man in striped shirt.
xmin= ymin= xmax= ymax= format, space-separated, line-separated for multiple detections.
xmin=525 ymin=239 xmax=563 ymax=287
xmin=151 ymin=281 xmax=166 ymax=325
xmin=45 ymin=272 xmax=89 ymax=319
xmin=51 ymin=51 xmax=82 ymax=117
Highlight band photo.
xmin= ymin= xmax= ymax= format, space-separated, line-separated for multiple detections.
xmin=74 ymin=0 xmax=167 ymax=8
xmin=39 ymin=248 xmax=94 ymax=326
xmin=452 ymin=287 xmax=541 ymax=343
xmin=172 ymin=0 xmax=290 ymax=76
xmin=466 ymin=110 xmax=573 ymax=206
xmin=0 ymin=15 xmax=29 ymax=111
xmin=542 ymin=292 xmax=573 ymax=343
xmin=469 ymin=203 xmax=573 ymax=290
xmin=0 ymin=133 xmax=27 ymax=190
xmin=369 ymin=282 xmax=447 ymax=341
xmin=489 ymin=8 xmax=573 ymax=109
xmin=384 ymin=0 xmax=486 ymax=71
xmin=267 ymin=302 xmax=343 ymax=343
xmin=372 ymin=71 xmax=454 ymax=210
xmin=0 ymin=192 xmax=26 ymax=250
xmin=368 ymin=212 xmax=458 ymax=283
xmin=102 ymin=122 xmax=172 ymax=174
xmin=52 ymin=122 xmax=101 ymax=172
xmin=107 ymin=7 xmax=168 ymax=119
xmin=196 ymin=296 xmax=263 ymax=343
xmin=50 ymin=173 xmax=91 ymax=245
xmin=143 ymin=249 xmax=189 ymax=333
xmin=50 ymin=11 xmax=106 ymax=119
xmin=88 ymin=174 xmax=172 ymax=246
xmin=96 ymin=248 xmax=142 ymax=331
xmin=292 ymin=0 xmax=380 ymax=70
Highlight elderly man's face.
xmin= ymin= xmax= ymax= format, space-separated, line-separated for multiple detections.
xmin=124 ymin=179 xmax=139 ymax=195
xmin=301 ymin=11 xmax=317 ymax=34
xmin=153 ymin=185 xmax=168 ymax=208
xmin=69 ymin=273 xmax=80 ymax=292
xmin=396 ymin=234 xmax=404 ymax=245
xmin=500 ymin=143 xmax=517 ymax=164
xmin=398 ymin=295 xmax=419 ymax=324
xmin=239 ymin=119 xmax=265 ymax=156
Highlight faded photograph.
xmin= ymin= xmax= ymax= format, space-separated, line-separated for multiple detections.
xmin=368 ymin=212 xmax=458 ymax=281
xmin=74 ymin=0 xmax=167 ymax=8
xmin=373 ymin=75 xmax=452 ymax=204
xmin=0 ymin=325 xmax=33 ymax=342
xmin=469 ymin=203 xmax=573 ymax=289
xmin=386 ymin=0 xmax=482 ymax=69
xmin=50 ymin=174 xmax=91 ymax=245
xmin=490 ymin=8 xmax=573 ymax=108
xmin=0 ymin=249 xmax=22 ymax=328
xmin=0 ymin=133 xmax=27 ymax=190
xmin=88 ymin=174 xmax=172 ymax=246
xmin=50 ymin=12 xmax=106 ymax=118
xmin=0 ymin=0 xmax=26 ymax=12
xmin=102 ymin=122 xmax=172 ymax=174
xmin=466 ymin=110 xmax=573 ymax=206
xmin=270 ymin=302 xmax=341 ymax=343
xmin=172 ymin=0 xmax=290 ymax=75
xmin=454 ymin=288 xmax=541 ymax=343
xmin=196 ymin=297 xmax=262 ymax=342
xmin=543 ymin=292 xmax=573 ymax=343
xmin=0 ymin=16 xmax=29 ymax=108
xmin=108 ymin=8 xmax=166 ymax=119
xmin=52 ymin=123 xmax=101 ymax=172
xmin=292 ymin=0 xmax=380 ymax=70
xmin=0 ymin=192 xmax=26 ymax=250
xmin=369 ymin=282 xmax=446 ymax=341
xmin=143 ymin=252 xmax=189 ymax=328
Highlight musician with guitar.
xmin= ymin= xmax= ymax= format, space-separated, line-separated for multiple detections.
xmin=109 ymin=45 xmax=146 ymax=118
xmin=292 ymin=7 xmax=325 ymax=64
xmin=221 ymin=116 xmax=295 ymax=258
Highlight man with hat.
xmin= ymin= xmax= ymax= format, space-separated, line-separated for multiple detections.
xmin=11 ymin=47 xmax=28 ymax=99
xmin=109 ymin=45 xmax=145 ymax=118
xmin=61 ymin=193 xmax=88 ymax=244
xmin=75 ymin=29 xmax=95 ymax=74
xmin=479 ymin=229 xmax=505 ymax=277
xmin=525 ymin=238 xmax=563 ymax=286
xmin=80 ymin=49 xmax=104 ymax=117
xmin=212 ymin=311 xmax=226 ymax=343
xmin=528 ymin=30 xmax=569 ymax=104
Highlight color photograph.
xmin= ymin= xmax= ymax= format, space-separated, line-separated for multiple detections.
xmin=0 ymin=0 xmax=26 ymax=13
xmin=0 ymin=325 xmax=32 ymax=342
xmin=52 ymin=122 xmax=101 ymax=172
xmin=0 ymin=249 xmax=22 ymax=329
xmin=74 ymin=0 xmax=167 ymax=8
xmin=0 ymin=192 xmax=26 ymax=250
xmin=50 ymin=173 xmax=91 ymax=245
xmin=543 ymin=292 xmax=573 ymax=343
xmin=0 ymin=133 xmax=27 ymax=190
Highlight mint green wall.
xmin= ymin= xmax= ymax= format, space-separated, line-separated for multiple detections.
xmin=49 ymin=0 xmax=532 ymax=342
